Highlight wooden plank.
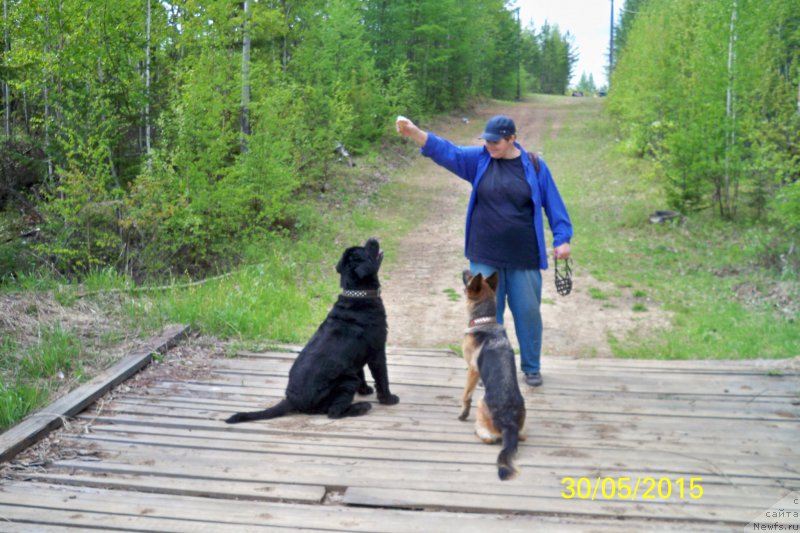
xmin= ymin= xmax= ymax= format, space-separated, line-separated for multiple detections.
xmin=74 ymin=411 xmax=800 ymax=457
xmin=223 ymin=353 xmax=800 ymax=378
xmin=112 ymin=388 xmax=800 ymax=422
xmin=0 ymin=480 xmax=711 ymax=533
xmin=81 ymin=421 xmax=798 ymax=474
xmin=46 ymin=439 xmax=793 ymax=507
xmin=47 ymin=454 xmax=790 ymax=520
xmin=237 ymin=349 xmax=800 ymax=374
xmin=342 ymin=485 xmax=763 ymax=525
xmin=56 ymin=426 xmax=800 ymax=484
xmin=175 ymin=366 xmax=800 ymax=398
xmin=0 ymin=504 xmax=302 ymax=533
xmin=0 ymin=324 xmax=190 ymax=464
xmin=12 ymin=470 xmax=326 ymax=503
xmin=82 ymin=399 xmax=800 ymax=447
xmin=59 ymin=427 xmax=798 ymax=482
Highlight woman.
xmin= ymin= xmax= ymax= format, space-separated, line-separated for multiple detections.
xmin=396 ymin=114 xmax=572 ymax=386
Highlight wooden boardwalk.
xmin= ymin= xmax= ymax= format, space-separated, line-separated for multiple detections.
xmin=1 ymin=343 xmax=798 ymax=532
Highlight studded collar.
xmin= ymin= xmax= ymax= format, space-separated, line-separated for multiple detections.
xmin=341 ymin=288 xmax=381 ymax=298
xmin=468 ymin=316 xmax=497 ymax=327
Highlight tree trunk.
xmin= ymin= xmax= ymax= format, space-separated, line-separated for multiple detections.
xmin=3 ymin=0 xmax=10 ymax=137
xmin=240 ymin=0 xmax=251 ymax=153
xmin=609 ymin=0 xmax=614 ymax=80
xmin=723 ymin=0 xmax=737 ymax=219
xmin=44 ymin=2 xmax=54 ymax=184
xmin=145 ymin=0 xmax=152 ymax=171
xmin=281 ymin=1 xmax=290 ymax=69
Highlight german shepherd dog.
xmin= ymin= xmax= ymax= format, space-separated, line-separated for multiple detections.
xmin=225 ymin=238 xmax=399 ymax=423
xmin=459 ymin=270 xmax=526 ymax=480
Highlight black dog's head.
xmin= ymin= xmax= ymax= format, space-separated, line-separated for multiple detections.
xmin=336 ymin=238 xmax=384 ymax=289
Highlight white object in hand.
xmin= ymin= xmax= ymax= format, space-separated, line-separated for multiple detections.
xmin=395 ymin=115 xmax=410 ymax=133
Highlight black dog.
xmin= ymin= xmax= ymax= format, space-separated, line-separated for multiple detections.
xmin=225 ymin=238 xmax=399 ymax=423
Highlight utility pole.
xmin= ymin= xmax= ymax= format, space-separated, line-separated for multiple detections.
xmin=608 ymin=0 xmax=614 ymax=88
xmin=514 ymin=7 xmax=521 ymax=101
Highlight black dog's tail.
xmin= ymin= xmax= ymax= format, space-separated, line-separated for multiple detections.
xmin=497 ymin=425 xmax=520 ymax=481
xmin=225 ymin=399 xmax=293 ymax=424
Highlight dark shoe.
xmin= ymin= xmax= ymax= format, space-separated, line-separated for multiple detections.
xmin=525 ymin=372 xmax=543 ymax=387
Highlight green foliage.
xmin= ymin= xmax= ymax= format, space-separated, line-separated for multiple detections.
xmin=609 ymin=0 xmax=800 ymax=248
xmin=2 ymin=0 xmax=541 ymax=280
xmin=521 ymin=21 xmax=578 ymax=95
xmin=575 ymin=73 xmax=598 ymax=95
xmin=548 ymin=98 xmax=798 ymax=359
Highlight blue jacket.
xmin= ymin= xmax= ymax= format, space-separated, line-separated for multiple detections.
xmin=421 ymin=132 xmax=572 ymax=270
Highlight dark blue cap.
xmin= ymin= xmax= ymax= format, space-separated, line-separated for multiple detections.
xmin=479 ymin=115 xmax=516 ymax=141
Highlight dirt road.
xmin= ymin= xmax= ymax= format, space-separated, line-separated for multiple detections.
xmin=381 ymin=100 xmax=670 ymax=359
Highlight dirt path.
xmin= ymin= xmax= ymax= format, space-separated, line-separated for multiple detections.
xmin=381 ymin=100 xmax=671 ymax=358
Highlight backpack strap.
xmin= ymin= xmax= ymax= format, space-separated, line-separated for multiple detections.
xmin=527 ymin=150 xmax=540 ymax=174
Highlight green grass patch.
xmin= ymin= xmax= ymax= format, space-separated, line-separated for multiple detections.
xmin=443 ymin=288 xmax=461 ymax=302
xmin=545 ymin=97 xmax=799 ymax=359
xmin=587 ymin=287 xmax=610 ymax=301
xmin=20 ymin=324 xmax=81 ymax=378
xmin=0 ymin=380 xmax=48 ymax=430
xmin=449 ymin=343 xmax=464 ymax=358
xmin=0 ymin=324 xmax=91 ymax=430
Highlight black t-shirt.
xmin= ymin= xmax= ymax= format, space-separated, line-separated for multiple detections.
xmin=466 ymin=156 xmax=539 ymax=269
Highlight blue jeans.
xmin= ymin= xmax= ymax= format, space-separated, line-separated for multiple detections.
xmin=469 ymin=261 xmax=543 ymax=374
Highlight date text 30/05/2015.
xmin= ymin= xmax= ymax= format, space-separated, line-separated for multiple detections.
xmin=561 ymin=477 xmax=704 ymax=501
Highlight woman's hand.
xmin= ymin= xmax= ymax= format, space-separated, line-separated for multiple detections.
xmin=554 ymin=243 xmax=571 ymax=260
xmin=395 ymin=116 xmax=428 ymax=147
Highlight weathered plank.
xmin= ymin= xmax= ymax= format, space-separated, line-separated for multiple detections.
xmin=14 ymin=470 xmax=326 ymax=503
xmin=1 ymin=480 xmax=719 ymax=533
xmin=0 ymin=324 xmax=190 ymax=463
xmin=2 ymin=344 xmax=797 ymax=531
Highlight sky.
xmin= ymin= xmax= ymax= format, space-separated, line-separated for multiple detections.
xmin=517 ymin=0 xmax=624 ymax=88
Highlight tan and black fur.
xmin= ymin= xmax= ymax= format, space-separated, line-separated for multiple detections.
xmin=459 ymin=270 xmax=527 ymax=480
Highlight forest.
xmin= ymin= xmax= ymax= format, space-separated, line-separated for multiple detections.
xmin=1 ymin=0 xmax=798 ymax=283
xmin=609 ymin=0 xmax=799 ymax=257
xmin=0 ymin=0 xmax=576 ymax=280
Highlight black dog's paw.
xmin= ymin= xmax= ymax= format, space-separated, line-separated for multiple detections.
xmin=357 ymin=383 xmax=374 ymax=395
xmin=378 ymin=393 xmax=399 ymax=405
xmin=348 ymin=401 xmax=373 ymax=417
xmin=225 ymin=413 xmax=244 ymax=424
xmin=329 ymin=401 xmax=372 ymax=419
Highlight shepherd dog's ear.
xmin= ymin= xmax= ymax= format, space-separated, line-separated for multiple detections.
xmin=466 ymin=273 xmax=484 ymax=295
xmin=486 ymin=272 xmax=499 ymax=291
xmin=462 ymin=269 xmax=473 ymax=287
xmin=336 ymin=254 xmax=346 ymax=274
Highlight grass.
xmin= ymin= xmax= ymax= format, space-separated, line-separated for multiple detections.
xmin=587 ymin=287 xmax=610 ymax=301
xmin=543 ymin=97 xmax=799 ymax=359
xmin=443 ymin=288 xmax=461 ymax=302
xmin=0 ymin=324 xmax=88 ymax=430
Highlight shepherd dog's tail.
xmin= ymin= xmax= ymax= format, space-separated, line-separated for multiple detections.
xmin=497 ymin=425 xmax=520 ymax=480
xmin=225 ymin=399 xmax=293 ymax=424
